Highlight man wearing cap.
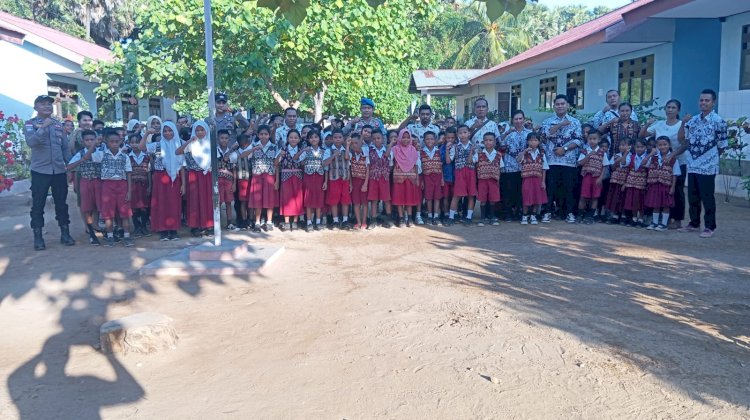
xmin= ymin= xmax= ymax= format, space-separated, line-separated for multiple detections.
xmin=207 ymin=93 xmax=249 ymax=145
xmin=275 ymin=107 xmax=303 ymax=147
xmin=25 ymin=95 xmax=75 ymax=250
xmin=344 ymin=98 xmax=387 ymax=137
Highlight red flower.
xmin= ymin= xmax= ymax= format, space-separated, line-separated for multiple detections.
xmin=3 ymin=178 xmax=13 ymax=190
xmin=3 ymin=141 xmax=12 ymax=148
xmin=0 ymin=111 xmax=5 ymax=120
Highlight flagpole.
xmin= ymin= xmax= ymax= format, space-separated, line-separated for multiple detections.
xmin=203 ymin=0 xmax=221 ymax=246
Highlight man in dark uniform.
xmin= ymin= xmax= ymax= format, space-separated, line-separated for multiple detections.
xmin=207 ymin=93 xmax=250 ymax=146
xmin=25 ymin=95 xmax=75 ymax=250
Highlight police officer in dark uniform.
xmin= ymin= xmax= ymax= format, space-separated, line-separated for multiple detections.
xmin=206 ymin=93 xmax=250 ymax=225
xmin=25 ymin=95 xmax=75 ymax=250
xmin=207 ymin=93 xmax=250 ymax=146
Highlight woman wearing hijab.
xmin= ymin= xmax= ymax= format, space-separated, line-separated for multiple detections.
xmin=391 ymin=129 xmax=422 ymax=227
xmin=176 ymin=121 xmax=214 ymax=237
xmin=139 ymin=122 xmax=184 ymax=241
xmin=146 ymin=115 xmax=163 ymax=142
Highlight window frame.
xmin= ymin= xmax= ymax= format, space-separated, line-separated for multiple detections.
xmin=566 ymin=70 xmax=585 ymax=109
xmin=511 ymin=84 xmax=522 ymax=115
xmin=539 ymin=77 xmax=557 ymax=111
xmin=618 ymin=54 xmax=654 ymax=106
xmin=741 ymin=24 xmax=750 ymax=90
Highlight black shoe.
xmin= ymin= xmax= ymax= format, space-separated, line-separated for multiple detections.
xmin=89 ymin=233 xmax=101 ymax=246
xmin=33 ymin=227 xmax=46 ymax=251
xmin=203 ymin=228 xmax=214 ymax=237
xmin=168 ymin=231 xmax=181 ymax=241
xmin=191 ymin=228 xmax=203 ymax=237
xmin=464 ymin=218 xmax=472 ymax=226
xmin=133 ymin=227 xmax=144 ymax=238
xmin=160 ymin=231 xmax=170 ymax=241
xmin=445 ymin=218 xmax=455 ymax=226
xmin=405 ymin=217 xmax=412 ymax=228
xmin=279 ymin=222 xmax=288 ymax=232
xmin=261 ymin=223 xmax=270 ymax=232
xmin=104 ymin=236 xmax=115 ymax=247
xmin=366 ymin=223 xmax=376 ymax=230
xmin=313 ymin=223 xmax=321 ymax=231
xmin=60 ymin=225 xmax=75 ymax=246
xmin=305 ymin=223 xmax=313 ymax=232
xmin=251 ymin=225 xmax=262 ymax=233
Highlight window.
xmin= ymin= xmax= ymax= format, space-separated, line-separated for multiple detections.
xmin=539 ymin=77 xmax=557 ymax=110
xmin=122 ymin=95 xmax=139 ymax=121
xmin=741 ymin=25 xmax=750 ymax=90
xmin=511 ymin=84 xmax=522 ymax=114
xmin=149 ymin=97 xmax=162 ymax=117
xmin=618 ymin=55 xmax=654 ymax=106
xmin=566 ymin=70 xmax=585 ymax=109
xmin=497 ymin=92 xmax=510 ymax=122
xmin=46 ymin=81 xmax=79 ymax=119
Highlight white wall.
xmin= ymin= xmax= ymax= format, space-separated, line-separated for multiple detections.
xmin=718 ymin=11 xmax=750 ymax=120
xmin=0 ymin=39 xmax=80 ymax=119
xmin=520 ymin=44 xmax=674 ymax=124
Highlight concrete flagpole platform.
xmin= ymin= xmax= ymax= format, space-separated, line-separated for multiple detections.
xmin=139 ymin=239 xmax=285 ymax=278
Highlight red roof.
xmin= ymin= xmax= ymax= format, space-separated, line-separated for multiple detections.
xmin=0 ymin=11 xmax=111 ymax=63
xmin=470 ymin=0 xmax=670 ymax=85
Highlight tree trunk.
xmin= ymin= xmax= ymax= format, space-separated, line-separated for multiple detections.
xmin=313 ymin=83 xmax=328 ymax=123
xmin=265 ymin=79 xmax=305 ymax=110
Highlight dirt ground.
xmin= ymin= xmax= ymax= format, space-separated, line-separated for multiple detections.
xmin=0 ymin=189 xmax=749 ymax=419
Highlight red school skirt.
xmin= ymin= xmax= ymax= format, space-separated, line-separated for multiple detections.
xmin=522 ymin=176 xmax=547 ymax=207
xmin=78 ymin=178 xmax=101 ymax=213
xmin=280 ymin=176 xmax=304 ymax=216
xmin=151 ymin=170 xmax=182 ymax=232
xmin=187 ymin=170 xmax=214 ymax=229
xmin=623 ymin=186 xmax=646 ymax=212
xmin=304 ymin=173 xmax=325 ymax=209
xmin=604 ymin=181 xmax=626 ymax=213
xmin=130 ymin=181 xmax=150 ymax=209
xmin=644 ymin=183 xmax=674 ymax=209
xmin=422 ymin=173 xmax=443 ymax=201
xmin=453 ymin=167 xmax=477 ymax=197
xmin=237 ymin=179 xmax=250 ymax=202
xmin=351 ymin=177 xmax=369 ymax=205
xmin=249 ymin=173 xmax=278 ymax=209
xmin=392 ymin=179 xmax=421 ymax=206
xmin=367 ymin=177 xmax=391 ymax=202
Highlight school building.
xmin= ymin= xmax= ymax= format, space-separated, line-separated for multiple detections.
xmin=413 ymin=0 xmax=750 ymax=131
xmin=0 ymin=11 xmax=175 ymax=122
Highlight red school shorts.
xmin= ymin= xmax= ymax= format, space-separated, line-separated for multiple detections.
xmin=100 ymin=179 xmax=132 ymax=220
xmin=237 ymin=179 xmax=250 ymax=202
xmin=367 ymin=177 xmax=391 ymax=202
xmin=351 ymin=177 xmax=369 ymax=205
xmin=477 ymin=178 xmax=500 ymax=203
xmin=422 ymin=173 xmax=443 ymax=201
xmin=78 ymin=178 xmax=101 ymax=213
xmin=218 ymin=177 xmax=234 ymax=204
xmin=326 ymin=178 xmax=352 ymax=206
xmin=442 ymin=181 xmax=454 ymax=199
xmin=580 ymin=173 xmax=603 ymax=199
xmin=453 ymin=167 xmax=477 ymax=197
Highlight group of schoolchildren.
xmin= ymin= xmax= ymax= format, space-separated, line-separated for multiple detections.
xmin=64 ymin=96 xmax=689 ymax=248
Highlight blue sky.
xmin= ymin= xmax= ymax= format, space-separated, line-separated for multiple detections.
xmin=537 ymin=0 xmax=631 ymax=8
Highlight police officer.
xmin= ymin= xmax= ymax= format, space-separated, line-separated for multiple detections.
xmin=207 ymin=93 xmax=250 ymax=146
xmin=25 ymin=95 xmax=75 ymax=250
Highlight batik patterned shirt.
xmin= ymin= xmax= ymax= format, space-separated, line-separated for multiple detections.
xmin=683 ymin=111 xmax=728 ymax=175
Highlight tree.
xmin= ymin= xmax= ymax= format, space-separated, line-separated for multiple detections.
xmin=453 ymin=1 xmax=532 ymax=69
xmin=85 ymin=0 xmax=439 ymax=123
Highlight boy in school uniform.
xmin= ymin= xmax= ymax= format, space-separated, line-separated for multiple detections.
xmin=476 ymin=132 xmax=504 ymax=226
xmin=420 ymin=131 xmax=443 ymax=225
xmin=66 ymin=130 xmax=102 ymax=245
xmin=91 ymin=130 xmax=134 ymax=247
xmin=439 ymin=127 xmax=457 ymax=225
xmin=366 ymin=130 xmax=394 ymax=229
xmin=128 ymin=134 xmax=152 ymax=237
xmin=323 ymin=129 xmax=352 ymax=230
xmin=217 ymin=129 xmax=239 ymax=231
xmin=235 ymin=134 xmax=253 ymax=230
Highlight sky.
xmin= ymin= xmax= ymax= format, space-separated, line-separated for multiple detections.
xmin=537 ymin=0 xmax=631 ymax=8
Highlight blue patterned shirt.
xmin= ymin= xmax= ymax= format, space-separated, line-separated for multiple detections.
xmin=541 ymin=114 xmax=582 ymax=167
xmin=684 ymin=111 xmax=728 ymax=175
xmin=500 ymin=128 xmax=530 ymax=173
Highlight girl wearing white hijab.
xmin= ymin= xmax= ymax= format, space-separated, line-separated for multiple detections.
xmin=140 ymin=121 xmax=184 ymax=240
xmin=145 ymin=115 xmax=163 ymax=142
xmin=176 ymin=121 xmax=214 ymax=237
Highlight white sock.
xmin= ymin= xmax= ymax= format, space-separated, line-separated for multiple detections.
xmin=661 ymin=213 xmax=669 ymax=225
xmin=316 ymin=218 xmax=321 ymax=224
xmin=467 ymin=210 xmax=474 ymax=219
xmin=652 ymin=213 xmax=659 ymax=224
xmin=342 ymin=216 xmax=348 ymax=222
xmin=333 ymin=217 xmax=339 ymax=222
xmin=449 ymin=210 xmax=456 ymax=219
xmin=307 ymin=220 xmax=312 ymax=225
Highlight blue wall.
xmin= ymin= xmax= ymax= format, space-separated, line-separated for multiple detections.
xmin=671 ymin=18 xmax=722 ymax=115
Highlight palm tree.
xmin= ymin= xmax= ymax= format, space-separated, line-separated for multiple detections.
xmin=453 ymin=1 xmax=532 ymax=69
xmin=69 ymin=0 xmax=138 ymax=45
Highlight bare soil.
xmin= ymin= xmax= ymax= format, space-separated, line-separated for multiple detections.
xmin=1 ymin=190 xmax=749 ymax=419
